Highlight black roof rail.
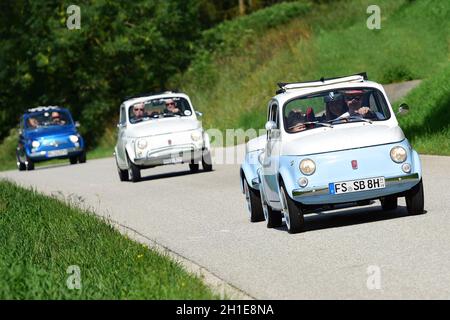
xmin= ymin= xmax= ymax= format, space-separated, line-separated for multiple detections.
xmin=276 ymin=72 xmax=368 ymax=94
xmin=123 ymin=89 xmax=182 ymax=101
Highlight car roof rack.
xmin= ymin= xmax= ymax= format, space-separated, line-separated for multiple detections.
xmin=124 ymin=90 xmax=181 ymax=102
xmin=276 ymin=72 xmax=368 ymax=94
xmin=26 ymin=106 xmax=63 ymax=113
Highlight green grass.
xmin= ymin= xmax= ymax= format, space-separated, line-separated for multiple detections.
xmin=0 ymin=180 xmax=218 ymax=299
xmin=173 ymin=0 xmax=450 ymax=150
xmin=395 ymin=64 xmax=450 ymax=155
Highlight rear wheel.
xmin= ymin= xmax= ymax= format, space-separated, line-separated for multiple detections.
xmin=260 ymin=184 xmax=282 ymax=228
xmin=189 ymin=163 xmax=199 ymax=173
xmin=116 ymin=156 xmax=129 ymax=182
xmin=17 ymin=161 xmax=26 ymax=171
xmin=243 ymin=180 xmax=264 ymax=222
xmin=280 ymin=182 xmax=304 ymax=234
xmin=406 ymin=180 xmax=424 ymax=215
xmin=381 ymin=196 xmax=397 ymax=211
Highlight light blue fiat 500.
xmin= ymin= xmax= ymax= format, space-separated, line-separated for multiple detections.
xmin=240 ymin=74 xmax=424 ymax=234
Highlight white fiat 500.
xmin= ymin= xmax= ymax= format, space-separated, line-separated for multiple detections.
xmin=115 ymin=91 xmax=212 ymax=182
xmin=240 ymin=74 xmax=424 ymax=233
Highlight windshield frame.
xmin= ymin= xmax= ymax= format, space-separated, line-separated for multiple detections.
xmin=127 ymin=96 xmax=194 ymax=125
xmin=282 ymin=87 xmax=391 ymax=134
xmin=24 ymin=109 xmax=74 ymax=130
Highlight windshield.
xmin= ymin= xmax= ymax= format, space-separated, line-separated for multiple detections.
xmin=25 ymin=110 xmax=73 ymax=129
xmin=283 ymin=88 xmax=391 ymax=133
xmin=128 ymin=97 xmax=192 ymax=124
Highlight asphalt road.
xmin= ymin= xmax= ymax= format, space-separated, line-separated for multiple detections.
xmin=1 ymin=150 xmax=450 ymax=299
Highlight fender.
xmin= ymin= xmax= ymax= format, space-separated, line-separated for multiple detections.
xmin=241 ymin=150 xmax=262 ymax=191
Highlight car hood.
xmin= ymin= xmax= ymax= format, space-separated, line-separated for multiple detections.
xmin=282 ymin=123 xmax=405 ymax=156
xmin=127 ymin=118 xmax=201 ymax=138
xmin=25 ymin=126 xmax=77 ymax=140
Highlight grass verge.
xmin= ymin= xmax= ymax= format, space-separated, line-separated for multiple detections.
xmin=0 ymin=180 xmax=218 ymax=299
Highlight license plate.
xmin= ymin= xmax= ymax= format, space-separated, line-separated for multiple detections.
xmin=47 ymin=149 xmax=68 ymax=157
xmin=163 ymin=157 xmax=183 ymax=165
xmin=329 ymin=177 xmax=385 ymax=195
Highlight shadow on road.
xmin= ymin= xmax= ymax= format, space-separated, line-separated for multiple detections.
xmin=139 ymin=168 xmax=213 ymax=182
xmin=276 ymin=204 xmax=419 ymax=233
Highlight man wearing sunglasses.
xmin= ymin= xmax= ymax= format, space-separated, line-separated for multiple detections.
xmin=164 ymin=99 xmax=181 ymax=115
xmin=131 ymin=102 xmax=146 ymax=122
xmin=337 ymin=90 xmax=379 ymax=120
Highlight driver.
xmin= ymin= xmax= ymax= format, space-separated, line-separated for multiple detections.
xmin=27 ymin=117 xmax=39 ymax=128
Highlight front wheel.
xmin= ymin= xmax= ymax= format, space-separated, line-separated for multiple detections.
xmin=260 ymin=184 xmax=282 ymax=228
xmin=202 ymin=150 xmax=213 ymax=172
xmin=280 ymin=183 xmax=304 ymax=234
xmin=116 ymin=156 xmax=129 ymax=182
xmin=405 ymin=180 xmax=424 ymax=215
xmin=243 ymin=180 xmax=264 ymax=222
xmin=127 ymin=156 xmax=141 ymax=183
xmin=69 ymin=156 xmax=78 ymax=165
xmin=25 ymin=158 xmax=34 ymax=171
xmin=78 ymin=151 xmax=87 ymax=163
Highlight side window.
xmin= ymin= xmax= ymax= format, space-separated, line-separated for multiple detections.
xmin=119 ymin=105 xmax=126 ymax=125
xmin=269 ymin=103 xmax=279 ymax=128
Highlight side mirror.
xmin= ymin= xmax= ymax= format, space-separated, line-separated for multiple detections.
xmin=265 ymin=120 xmax=277 ymax=131
xmin=398 ymin=103 xmax=410 ymax=116
xmin=195 ymin=111 xmax=203 ymax=118
xmin=75 ymin=121 xmax=81 ymax=128
xmin=117 ymin=123 xmax=125 ymax=129
xmin=18 ymin=129 xmax=23 ymax=136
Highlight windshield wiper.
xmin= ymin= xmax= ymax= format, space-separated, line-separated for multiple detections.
xmin=328 ymin=116 xmax=372 ymax=124
xmin=305 ymin=121 xmax=333 ymax=128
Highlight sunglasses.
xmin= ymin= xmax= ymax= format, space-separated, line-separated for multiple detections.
xmin=134 ymin=108 xmax=145 ymax=112
xmin=345 ymin=96 xmax=361 ymax=101
xmin=166 ymin=102 xmax=175 ymax=106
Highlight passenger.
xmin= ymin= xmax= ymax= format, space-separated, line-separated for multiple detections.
xmin=286 ymin=109 xmax=306 ymax=132
xmin=51 ymin=111 xmax=66 ymax=125
xmin=164 ymin=99 xmax=181 ymax=115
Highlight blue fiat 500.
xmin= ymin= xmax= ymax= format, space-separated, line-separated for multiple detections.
xmin=240 ymin=74 xmax=424 ymax=234
xmin=16 ymin=106 xmax=86 ymax=170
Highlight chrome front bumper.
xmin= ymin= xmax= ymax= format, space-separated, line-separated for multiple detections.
xmin=134 ymin=144 xmax=203 ymax=166
xmin=291 ymin=173 xmax=420 ymax=204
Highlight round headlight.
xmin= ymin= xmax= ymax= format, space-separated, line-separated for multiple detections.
xmin=31 ymin=140 xmax=40 ymax=148
xmin=299 ymin=159 xmax=316 ymax=176
xmin=390 ymin=146 xmax=407 ymax=163
xmin=69 ymin=135 xmax=79 ymax=143
xmin=191 ymin=131 xmax=202 ymax=141
xmin=137 ymin=139 xmax=148 ymax=149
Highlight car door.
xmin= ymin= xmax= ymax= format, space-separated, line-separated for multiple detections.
xmin=116 ymin=104 xmax=128 ymax=165
xmin=262 ymin=100 xmax=282 ymax=206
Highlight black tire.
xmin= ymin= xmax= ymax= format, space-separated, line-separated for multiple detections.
xmin=243 ymin=180 xmax=265 ymax=222
xmin=25 ymin=158 xmax=34 ymax=171
xmin=189 ymin=163 xmax=199 ymax=173
xmin=69 ymin=156 xmax=78 ymax=165
xmin=127 ymin=156 xmax=141 ymax=183
xmin=78 ymin=151 xmax=87 ymax=163
xmin=260 ymin=184 xmax=282 ymax=228
xmin=116 ymin=156 xmax=129 ymax=182
xmin=406 ymin=180 xmax=424 ymax=215
xmin=381 ymin=196 xmax=397 ymax=211
xmin=202 ymin=150 xmax=213 ymax=172
xmin=17 ymin=161 xmax=26 ymax=171
xmin=280 ymin=182 xmax=304 ymax=234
